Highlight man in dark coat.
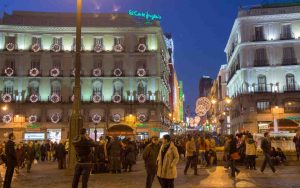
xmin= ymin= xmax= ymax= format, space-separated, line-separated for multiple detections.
xmin=107 ymin=137 xmax=122 ymax=173
xmin=72 ymin=128 xmax=97 ymax=188
xmin=56 ymin=141 xmax=67 ymax=169
xmin=143 ymin=136 xmax=160 ymax=188
xmin=260 ymin=132 xmax=276 ymax=173
xmin=3 ymin=133 xmax=17 ymax=188
xmin=124 ymin=140 xmax=136 ymax=172
xmin=25 ymin=142 xmax=36 ymax=173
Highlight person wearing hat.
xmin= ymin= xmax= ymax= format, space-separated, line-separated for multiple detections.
xmin=143 ymin=136 xmax=160 ymax=188
xmin=3 ymin=133 xmax=17 ymax=188
xmin=72 ymin=128 xmax=97 ymax=188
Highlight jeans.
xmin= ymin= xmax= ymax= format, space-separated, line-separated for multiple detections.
xmin=184 ymin=156 xmax=197 ymax=174
xmin=261 ymin=153 xmax=276 ymax=173
xmin=3 ymin=165 xmax=14 ymax=188
xmin=146 ymin=172 xmax=156 ymax=188
xmin=247 ymin=155 xmax=256 ymax=169
xmin=158 ymin=177 xmax=174 ymax=188
xmin=199 ymin=151 xmax=207 ymax=166
xmin=230 ymin=159 xmax=240 ymax=177
xmin=72 ymin=163 xmax=92 ymax=188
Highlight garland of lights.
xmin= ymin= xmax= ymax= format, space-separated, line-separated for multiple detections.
xmin=113 ymin=68 xmax=122 ymax=77
xmin=138 ymin=94 xmax=146 ymax=103
xmin=6 ymin=43 xmax=15 ymax=51
xmin=94 ymin=44 xmax=104 ymax=53
xmin=137 ymin=113 xmax=147 ymax=123
xmin=2 ymin=94 xmax=12 ymax=103
xmin=3 ymin=114 xmax=12 ymax=124
xmin=92 ymin=114 xmax=101 ymax=124
xmin=112 ymin=113 xmax=121 ymax=123
xmin=29 ymin=68 xmax=40 ymax=77
xmin=92 ymin=68 xmax=102 ymax=77
xmin=92 ymin=94 xmax=101 ymax=103
xmin=137 ymin=43 xmax=147 ymax=53
xmin=51 ymin=113 xmax=61 ymax=124
xmin=50 ymin=68 xmax=60 ymax=77
xmin=51 ymin=43 xmax=61 ymax=52
xmin=137 ymin=68 xmax=146 ymax=77
xmin=112 ymin=94 xmax=122 ymax=103
xmin=32 ymin=43 xmax=41 ymax=52
xmin=113 ymin=44 xmax=123 ymax=52
xmin=28 ymin=115 xmax=38 ymax=124
xmin=29 ymin=94 xmax=39 ymax=103
xmin=4 ymin=67 xmax=14 ymax=77
xmin=50 ymin=93 xmax=60 ymax=103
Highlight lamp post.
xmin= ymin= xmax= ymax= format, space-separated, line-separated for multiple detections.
xmin=68 ymin=0 xmax=83 ymax=171
xmin=94 ymin=123 xmax=98 ymax=141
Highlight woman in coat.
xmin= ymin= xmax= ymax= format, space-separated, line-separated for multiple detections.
xmin=245 ymin=134 xmax=257 ymax=170
xmin=157 ymin=135 xmax=179 ymax=188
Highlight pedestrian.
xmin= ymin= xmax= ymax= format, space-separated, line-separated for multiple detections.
xmin=184 ymin=134 xmax=197 ymax=175
xmin=293 ymin=131 xmax=300 ymax=161
xmin=107 ymin=137 xmax=122 ymax=174
xmin=229 ymin=134 xmax=240 ymax=179
xmin=15 ymin=144 xmax=25 ymax=174
xmin=40 ymin=142 xmax=47 ymax=162
xmin=198 ymin=136 xmax=207 ymax=167
xmin=157 ymin=134 xmax=179 ymax=188
xmin=45 ymin=140 xmax=51 ymax=161
xmin=72 ymin=128 xmax=97 ymax=188
xmin=245 ymin=134 xmax=257 ymax=170
xmin=143 ymin=136 xmax=160 ymax=188
xmin=124 ymin=140 xmax=136 ymax=172
xmin=223 ymin=135 xmax=231 ymax=169
xmin=25 ymin=142 xmax=36 ymax=173
xmin=260 ymin=132 xmax=276 ymax=173
xmin=56 ymin=140 xmax=67 ymax=169
xmin=3 ymin=133 xmax=17 ymax=188
xmin=34 ymin=141 xmax=41 ymax=161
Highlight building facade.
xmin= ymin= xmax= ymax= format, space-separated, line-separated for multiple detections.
xmin=0 ymin=11 xmax=175 ymax=142
xmin=225 ymin=3 xmax=300 ymax=134
xmin=199 ymin=76 xmax=213 ymax=97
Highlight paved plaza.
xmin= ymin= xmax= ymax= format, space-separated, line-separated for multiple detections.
xmin=0 ymin=159 xmax=300 ymax=188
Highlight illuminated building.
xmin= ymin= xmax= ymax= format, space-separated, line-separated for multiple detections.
xmin=199 ymin=76 xmax=213 ymax=97
xmin=0 ymin=11 xmax=173 ymax=141
xmin=225 ymin=3 xmax=300 ymax=134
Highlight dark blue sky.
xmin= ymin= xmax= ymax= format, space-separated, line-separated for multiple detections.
xmin=0 ymin=0 xmax=291 ymax=108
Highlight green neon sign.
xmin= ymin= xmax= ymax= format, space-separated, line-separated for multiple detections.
xmin=137 ymin=123 xmax=146 ymax=127
xmin=128 ymin=10 xmax=162 ymax=22
xmin=26 ymin=124 xmax=40 ymax=129
xmin=151 ymin=128 xmax=162 ymax=132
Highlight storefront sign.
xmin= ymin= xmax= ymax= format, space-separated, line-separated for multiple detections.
xmin=47 ymin=129 xmax=61 ymax=142
xmin=136 ymin=128 xmax=148 ymax=133
xmin=128 ymin=10 xmax=162 ymax=24
xmin=26 ymin=124 xmax=40 ymax=129
xmin=151 ymin=127 xmax=162 ymax=132
xmin=24 ymin=133 xmax=45 ymax=140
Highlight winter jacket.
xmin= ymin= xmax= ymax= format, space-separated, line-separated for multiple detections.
xmin=245 ymin=139 xmax=257 ymax=156
xmin=261 ymin=137 xmax=271 ymax=154
xmin=73 ymin=136 xmax=97 ymax=163
xmin=143 ymin=143 xmax=160 ymax=173
xmin=229 ymin=138 xmax=238 ymax=155
xmin=125 ymin=142 xmax=136 ymax=165
xmin=157 ymin=142 xmax=179 ymax=179
xmin=25 ymin=146 xmax=35 ymax=162
xmin=56 ymin=143 xmax=67 ymax=159
xmin=185 ymin=139 xmax=196 ymax=157
xmin=5 ymin=139 xmax=17 ymax=167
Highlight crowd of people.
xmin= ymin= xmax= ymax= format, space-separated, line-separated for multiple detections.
xmin=0 ymin=129 xmax=299 ymax=188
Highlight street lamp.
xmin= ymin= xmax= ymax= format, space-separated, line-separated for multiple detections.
xmin=2 ymin=105 xmax=7 ymax=111
xmin=68 ymin=0 xmax=83 ymax=171
xmin=211 ymin=99 xmax=217 ymax=105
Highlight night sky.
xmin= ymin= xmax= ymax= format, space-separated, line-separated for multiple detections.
xmin=0 ymin=0 xmax=293 ymax=109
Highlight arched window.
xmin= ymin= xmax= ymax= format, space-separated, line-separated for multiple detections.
xmin=113 ymin=79 xmax=123 ymax=95
xmin=28 ymin=79 xmax=39 ymax=95
xmin=286 ymin=74 xmax=295 ymax=91
xmin=51 ymin=80 xmax=61 ymax=94
xmin=257 ymin=75 xmax=267 ymax=92
xmin=92 ymin=79 xmax=103 ymax=95
xmin=3 ymin=80 xmax=14 ymax=95
xmin=137 ymin=81 xmax=147 ymax=95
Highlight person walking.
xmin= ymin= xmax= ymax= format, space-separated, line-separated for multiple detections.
xmin=107 ymin=137 xmax=122 ymax=174
xmin=72 ymin=128 xmax=97 ymax=188
xmin=56 ymin=141 xmax=67 ymax=169
xmin=124 ymin=140 xmax=136 ymax=172
xmin=143 ymin=136 xmax=160 ymax=188
xmin=15 ymin=144 xmax=25 ymax=174
xmin=157 ymin=135 xmax=179 ymax=188
xmin=3 ymin=133 xmax=17 ymax=188
xmin=260 ymin=132 xmax=276 ymax=173
xmin=229 ymin=134 xmax=240 ymax=179
xmin=25 ymin=142 xmax=36 ymax=173
xmin=245 ymin=134 xmax=257 ymax=170
xmin=184 ymin=134 xmax=197 ymax=175
xmin=40 ymin=142 xmax=47 ymax=162
xmin=293 ymin=131 xmax=300 ymax=161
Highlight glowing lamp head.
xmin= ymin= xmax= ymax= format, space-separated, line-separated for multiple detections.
xmin=2 ymin=106 xmax=7 ymax=111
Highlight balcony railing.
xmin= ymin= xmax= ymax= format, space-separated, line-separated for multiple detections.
xmin=283 ymin=84 xmax=300 ymax=92
xmin=284 ymin=106 xmax=300 ymax=113
xmin=280 ymin=32 xmax=295 ymax=40
xmin=282 ymin=58 xmax=298 ymax=65
xmin=253 ymin=84 xmax=272 ymax=93
xmin=252 ymin=34 xmax=266 ymax=42
xmin=254 ymin=59 xmax=269 ymax=67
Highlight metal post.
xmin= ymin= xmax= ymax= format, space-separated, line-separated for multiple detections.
xmin=94 ymin=123 xmax=97 ymax=141
xmin=67 ymin=0 xmax=83 ymax=172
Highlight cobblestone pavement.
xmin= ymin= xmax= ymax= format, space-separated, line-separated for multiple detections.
xmin=0 ymin=159 xmax=300 ymax=188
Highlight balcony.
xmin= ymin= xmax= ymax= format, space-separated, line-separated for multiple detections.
xmin=253 ymin=84 xmax=272 ymax=93
xmin=254 ymin=59 xmax=269 ymax=67
xmin=252 ymin=34 xmax=266 ymax=42
xmin=280 ymin=32 xmax=295 ymax=40
xmin=283 ymin=84 xmax=300 ymax=92
xmin=282 ymin=58 xmax=298 ymax=65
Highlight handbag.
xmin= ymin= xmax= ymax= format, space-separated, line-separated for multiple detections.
xmin=230 ymin=152 xmax=240 ymax=160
